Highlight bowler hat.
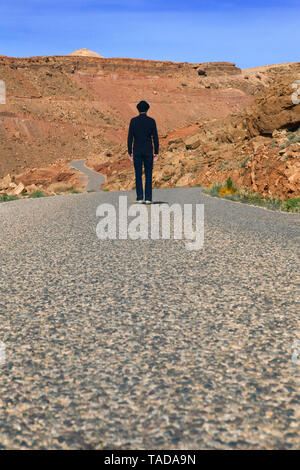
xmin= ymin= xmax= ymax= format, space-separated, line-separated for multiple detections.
xmin=137 ymin=100 xmax=150 ymax=112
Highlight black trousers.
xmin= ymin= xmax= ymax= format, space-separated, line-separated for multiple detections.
xmin=133 ymin=153 xmax=153 ymax=201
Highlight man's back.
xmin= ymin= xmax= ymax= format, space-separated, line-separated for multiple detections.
xmin=127 ymin=113 xmax=159 ymax=156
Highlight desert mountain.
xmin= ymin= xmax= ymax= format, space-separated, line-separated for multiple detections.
xmin=68 ymin=48 xmax=104 ymax=58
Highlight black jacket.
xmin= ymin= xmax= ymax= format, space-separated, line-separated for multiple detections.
xmin=127 ymin=113 xmax=159 ymax=156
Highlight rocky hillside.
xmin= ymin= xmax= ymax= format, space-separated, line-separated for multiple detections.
xmin=0 ymin=54 xmax=295 ymax=177
xmin=99 ymin=68 xmax=300 ymax=200
xmin=0 ymin=53 xmax=299 ymax=198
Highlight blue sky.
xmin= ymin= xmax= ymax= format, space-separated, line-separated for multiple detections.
xmin=0 ymin=1 xmax=299 ymax=68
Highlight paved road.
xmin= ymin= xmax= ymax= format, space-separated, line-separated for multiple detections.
xmin=70 ymin=159 xmax=105 ymax=192
xmin=0 ymin=187 xmax=299 ymax=449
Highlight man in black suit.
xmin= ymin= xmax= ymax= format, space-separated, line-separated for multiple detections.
xmin=127 ymin=100 xmax=159 ymax=204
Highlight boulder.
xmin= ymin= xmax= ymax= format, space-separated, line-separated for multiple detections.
xmin=168 ymin=137 xmax=184 ymax=146
xmin=25 ymin=184 xmax=40 ymax=194
xmin=184 ymin=134 xmax=202 ymax=149
xmin=161 ymin=165 xmax=174 ymax=179
xmin=0 ymin=174 xmax=12 ymax=190
xmin=168 ymin=137 xmax=185 ymax=151
xmin=243 ymin=72 xmax=300 ymax=136
xmin=175 ymin=173 xmax=195 ymax=187
xmin=47 ymin=182 xmax=73 ymax=193
xmin=7 ymin=182 xmax=25 ymax=196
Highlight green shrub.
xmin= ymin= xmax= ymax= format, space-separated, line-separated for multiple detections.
xmin=225 ymin=177 xmax=234 ymax=190
xmin=203 ymin=181 xmax=282 ymax=211
xmin=28 ymin=190 xmax=46 ymax=198
xmin=281 ymin=128 xmax=300 ymax=148
xmin=281 ymin=197 xmax=300 ymax=213
xmin=69 ymin=189 xmax=82 ymax=194
xmin=202 ymin=182 xmax=223 ymax=197
xmin=0 ymin=193 xmax=19 ymax=203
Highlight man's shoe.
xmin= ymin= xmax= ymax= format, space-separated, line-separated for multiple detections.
xmin=145 ymin=200 xmax=152 ymax=204
xmin=136 ymin=199 xmax=144 ymax=203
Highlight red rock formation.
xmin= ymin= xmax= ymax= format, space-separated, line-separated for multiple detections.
xmin=0 ymin=54 xmax=280 ymax=178
xmin=99 ymin=70 xmax=300 ymax=200
xmin=0 ymin=54 xmax=299 ymax=200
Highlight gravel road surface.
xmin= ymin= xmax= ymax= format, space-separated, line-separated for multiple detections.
xmin=0 ymin=187 xmax=299 ymax=449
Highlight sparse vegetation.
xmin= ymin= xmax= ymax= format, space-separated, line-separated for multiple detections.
xmin=281 ymin=197 xmax=300 ymax=213
xmin=202 ymin=179 xmax=299 ymax=212
xmin=225 ymin=177 xmax=234 ymax=190
xmin=0 ymin=193 xmax=19 ymax=203
xmin=279 ymin=128 xmax=300 ymax=149
xmin=69 ymin=188 xmax=82 ymax=194
xmin=0 ymin=187 xmax=95 ymax=203
xmin=28 ymin=190 xmax=46 ymax=198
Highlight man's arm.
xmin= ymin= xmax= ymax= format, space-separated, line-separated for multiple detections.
xmin=127 ymin=118 xmax=134 ymax=160
xmin=152 ymin=119 xmax=159 ymax=159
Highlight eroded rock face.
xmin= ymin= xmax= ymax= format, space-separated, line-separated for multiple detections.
xmin=0 ymin=162 xmax=84 ymax=197
xmin=100 ymin=71 xmax=300 ymax=200
xmin=241 ymin=139 xmax=300 ymax=198
xmin=240 ymin=74 xmax=300 ymax=136
xmin=196 ymin=62 xmax=241 ymax=76
xmin=184 ymin=134 xmax=202 ymax=149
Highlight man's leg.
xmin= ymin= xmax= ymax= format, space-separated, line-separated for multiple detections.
xmin=144 ymin=153 xmax=154 ymax=202
xmin=133 ymin=154 xmax=143 ymax=201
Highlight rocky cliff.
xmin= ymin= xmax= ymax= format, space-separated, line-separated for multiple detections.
xmin=99 ymin=68 xmax=300 ymax=200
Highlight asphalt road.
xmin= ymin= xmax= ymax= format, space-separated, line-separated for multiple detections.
xmin=70 ymin=159 xmax=105 ymax=192
xmin=0 ymin=187 xmax=299 ymax=449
